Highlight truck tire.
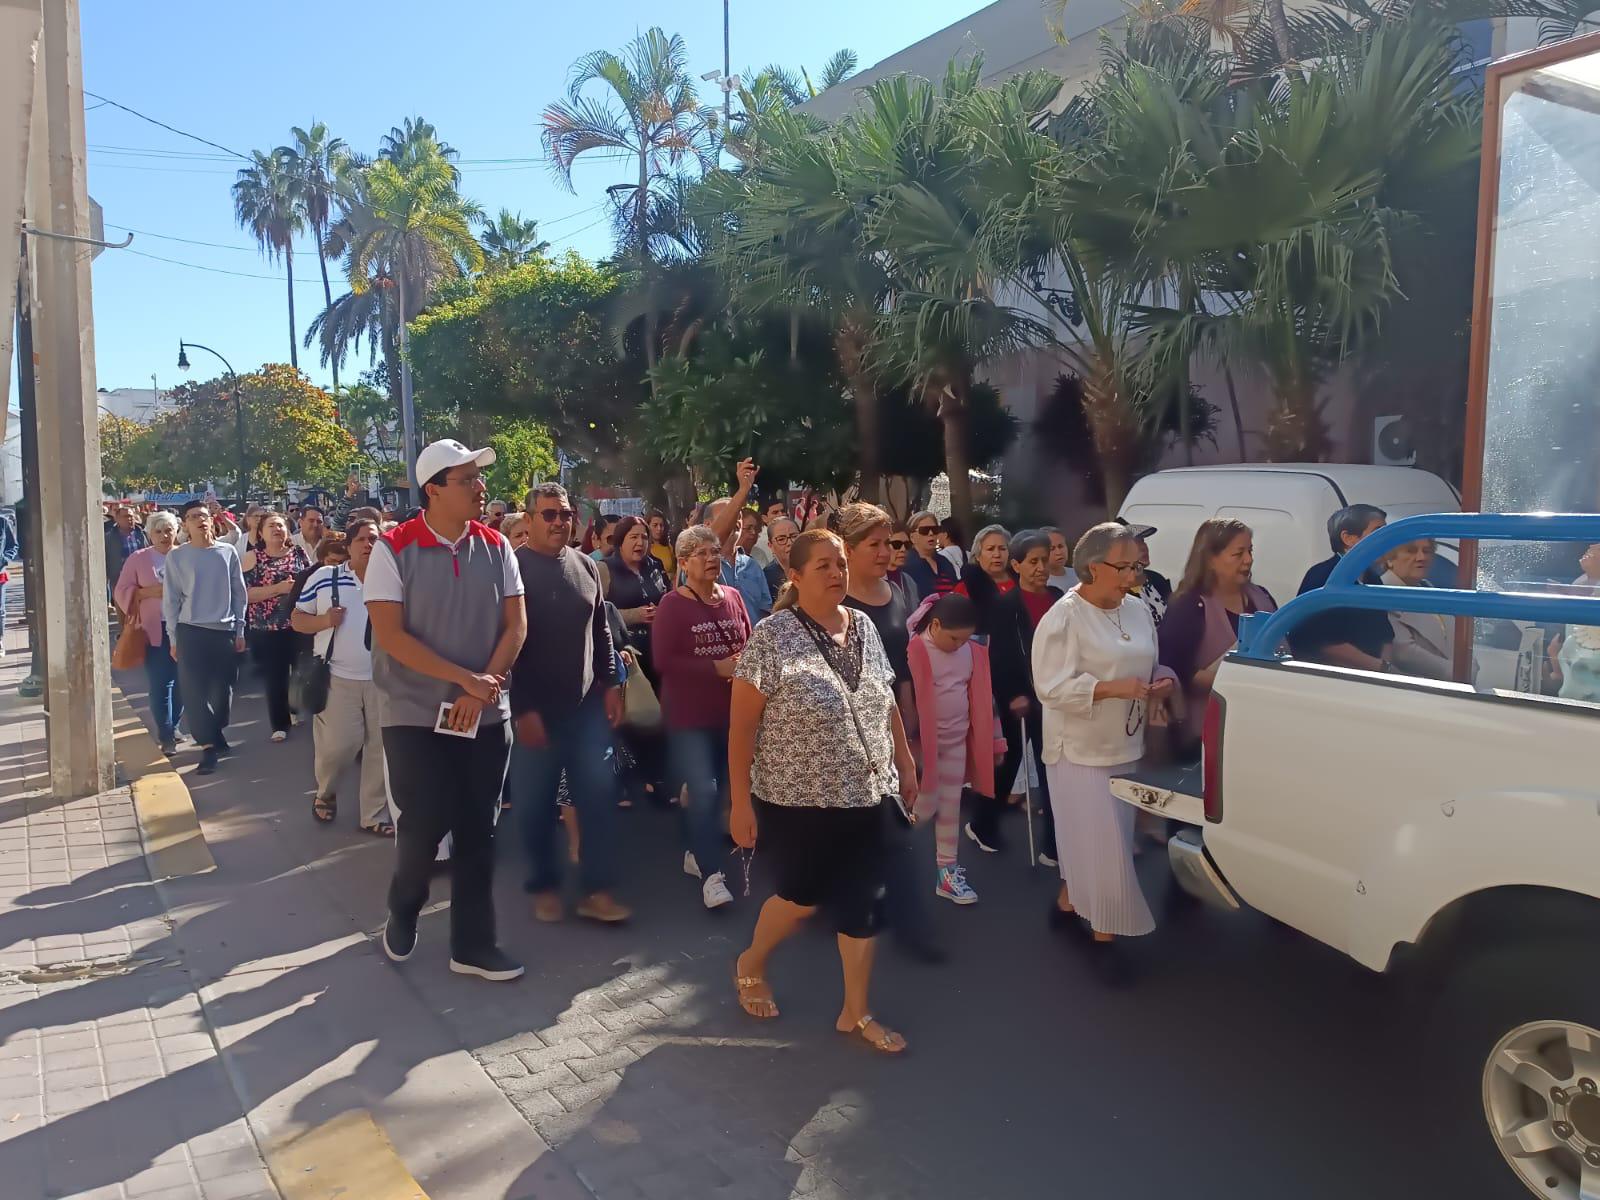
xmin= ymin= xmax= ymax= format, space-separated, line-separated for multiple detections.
xmin=1426 ymin=940 xmax=1600 ymax=1200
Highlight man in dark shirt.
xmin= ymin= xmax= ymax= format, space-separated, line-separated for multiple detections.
xmin=104 ymin=504 xmax=148 ymax=597
xmin=510 ymin=483 xmax=629 ymax=925
xmin=1290 ymin=504 xmax=1394 ymax=671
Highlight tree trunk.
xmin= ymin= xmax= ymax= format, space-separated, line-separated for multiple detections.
xmin=316 ymin=235 xmax=338 ymax=391
xmin=637 ymin=155 xmax=658 ymax=391
xmin=286 ymin=244 xmax=299 ymax=369
xmin=1266 ymin=0 xmax=1294 ymax=64
xmin=837 ymin=321 xmax=882 ymax=503
xmin=1223 ymin=361 xmax=1249 ymax=461
xmin=940 ymin=378 xmax=974 ymax=534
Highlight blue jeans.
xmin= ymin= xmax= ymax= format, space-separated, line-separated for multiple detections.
xmin=144 ymin=629 xmax=184 ymax=742
xmin=511 ymin=694 xmax=618 ymax=896
xmin=669 ymin=727 xmax=730 ymax=881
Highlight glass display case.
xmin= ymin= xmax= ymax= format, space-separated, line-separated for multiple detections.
xmin=1461 ymin=32 xmax=1600 ymax=695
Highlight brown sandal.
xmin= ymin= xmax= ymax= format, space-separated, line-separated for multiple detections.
xmin=733 ymin=961 xmax=779 ymax=1019
xmin=840 ymin=1015 xmax=906 ymax=1054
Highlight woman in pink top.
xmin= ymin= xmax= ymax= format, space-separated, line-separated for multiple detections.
xmin=113 ymin=509 xmax=184 ymax=755
xmin=651 ymin=525 xmax=752 ymax=910
xmin=905 ymin=593 xmax=1005 ymax=904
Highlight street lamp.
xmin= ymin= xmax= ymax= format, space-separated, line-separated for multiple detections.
xmin=177 ymin=340 xmax=246 ymax=509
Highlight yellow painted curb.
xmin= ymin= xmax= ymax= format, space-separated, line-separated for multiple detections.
xmin=266 ymin=1109 xmax=428 ymax=1200
xmin=112 ymin=688 xmax=215 ymax=878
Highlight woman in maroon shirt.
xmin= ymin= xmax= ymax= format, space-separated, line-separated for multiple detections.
xmin=652 ymin=524 xmax=753 ymax=910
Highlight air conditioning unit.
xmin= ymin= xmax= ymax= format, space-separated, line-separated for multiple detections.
xmin=1373 ymin=415 xmax=1416 ymax=467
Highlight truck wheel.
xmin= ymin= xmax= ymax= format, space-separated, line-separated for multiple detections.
xmin=1428 ymin=942 xmax=1600 ymax=1200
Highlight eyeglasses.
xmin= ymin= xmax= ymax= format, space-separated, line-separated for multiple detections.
xmin=1103 ymin=561 xmax=1145 ymax=575
xmin=536 ymin=508 xmax=575 ymax=524
xmin=685 ymin=547 xmax=722 ymax=561
xmin=448 ymin=473 xmax=486 ymax=488
xmin=912 ymin=525 xmax=939 ymax=536
xmin=771 ymin=533 xmax=797 ymax=545
xmin=888 ymin=539 xmax=908 ymax=550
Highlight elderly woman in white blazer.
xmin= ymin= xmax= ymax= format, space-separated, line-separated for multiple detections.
xmin=1031 ymin=522 xmax=1178 ymax=949
xmin=1381 ymin=539 xmax=1452 ymax=681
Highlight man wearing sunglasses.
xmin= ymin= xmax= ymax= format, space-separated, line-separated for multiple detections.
xmin=508 ymin=483 xmax=630 ymax=926
xmin=901 ymin=509 xmax=959 ymax=600
xmin=366 ymin=438 xmax=528 ymax=982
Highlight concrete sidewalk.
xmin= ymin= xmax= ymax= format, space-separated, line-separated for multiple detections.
xmin=0 ymin=606 xmax=278 ymax=1199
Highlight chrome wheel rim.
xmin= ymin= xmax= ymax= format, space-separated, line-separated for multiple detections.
xmin=1483 ymin=1020 xmax=1600 ymax=1199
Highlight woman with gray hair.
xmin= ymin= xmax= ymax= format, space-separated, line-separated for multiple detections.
xmin=902 ymin=510 xmax=958 ymax=598
xmin=1031 ymin=522 xmax=1177 ymax=967
xmin=956 ymin=523 xmax=1014 ymax=639
xmin=652 ymin=524 xmax=754 ymax=910
xmin=113 ymin=509 xmax=184 ymax=755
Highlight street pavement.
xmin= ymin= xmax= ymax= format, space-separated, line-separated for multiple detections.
xmin=5 ymin=612 xmax=1523 ymax=1198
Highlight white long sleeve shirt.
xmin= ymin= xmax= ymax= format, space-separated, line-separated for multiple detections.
xmin=1031 ymin=589 xmax=1165 ymax=767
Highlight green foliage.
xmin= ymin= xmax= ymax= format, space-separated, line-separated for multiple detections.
xmin=485 ymin=420 xmax=559 ymax=503
xmin=123 ymin=365 xmax=359 ymax=496
xmin=406 ymin=254 xmax=640 ymax=467
xmin=98 ymin=413 xmax=155 ymax=495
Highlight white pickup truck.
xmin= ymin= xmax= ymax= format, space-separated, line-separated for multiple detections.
xmin=1113 ymin=513 xmax=1600 ymax=1200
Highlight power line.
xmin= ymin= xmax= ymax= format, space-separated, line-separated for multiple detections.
xmin=103 ymin=224 xmax=261 ymax=253
xmin=83 ymin=91 xmax=249 ymax=161
xmin=121 ymin=247 xmax=330 ymax=285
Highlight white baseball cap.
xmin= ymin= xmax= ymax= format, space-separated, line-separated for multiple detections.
xmin=414 ymin=438 xmax=496 ymax=489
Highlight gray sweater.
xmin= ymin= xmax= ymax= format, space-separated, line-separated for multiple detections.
xmin=162 ymin=541 xmax=248 ymax=638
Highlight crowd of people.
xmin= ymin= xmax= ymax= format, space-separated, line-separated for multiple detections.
xmin=101 ymin=445 xmax=1600 ymax=1046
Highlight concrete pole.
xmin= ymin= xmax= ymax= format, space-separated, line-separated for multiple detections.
xmin=28 ymin=0 xmax=114 ymax=797
xmin=396 ymin=268 xmax=418 ymax=507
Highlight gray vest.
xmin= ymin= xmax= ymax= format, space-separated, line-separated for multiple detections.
xmin=372 ymin=516 xmax=513 ymax=728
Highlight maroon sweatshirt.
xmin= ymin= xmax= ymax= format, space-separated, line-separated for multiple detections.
xmin=651 ymin=586 xmax=752 ymax=730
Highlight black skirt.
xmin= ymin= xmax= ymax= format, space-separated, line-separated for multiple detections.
xmin=755 ymin=798 xmax=887 ymax=939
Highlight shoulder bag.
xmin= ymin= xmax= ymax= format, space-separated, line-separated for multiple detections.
xmin=289 ymin=571 xmax=339 ymax=716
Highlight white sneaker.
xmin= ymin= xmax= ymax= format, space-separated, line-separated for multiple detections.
xmin=270 ymin=730 xmax=287 ymax=743
xmin=1038 ymin=851 xmax=1058 ymax=868
xmin=683 ymin=851 xmax=701 ymax=879
xmin=702 ymin=872 xmax=733 ymax=909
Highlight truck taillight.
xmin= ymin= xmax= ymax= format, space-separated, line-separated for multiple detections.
xmin=1201 ymin=693 xmax=1225 ymax=823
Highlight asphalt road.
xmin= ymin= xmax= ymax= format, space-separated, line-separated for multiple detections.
xmin=120 ymin=656 xmax=1520 ymax=1200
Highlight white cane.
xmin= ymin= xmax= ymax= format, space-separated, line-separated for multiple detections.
xmin=1022 ymin=730 xmax=1037 ymax=869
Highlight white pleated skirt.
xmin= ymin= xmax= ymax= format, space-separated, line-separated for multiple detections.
xmin=1045 ymin=758 xmax=1155 ymax=938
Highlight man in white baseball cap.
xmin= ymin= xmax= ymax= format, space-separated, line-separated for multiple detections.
xmin=364 ymin=437 xmax=528 ymax=981
xmin=414 ymin=438 xmax=496 ymax=492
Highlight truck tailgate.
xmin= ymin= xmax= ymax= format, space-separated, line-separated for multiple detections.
xmin=1110 ymin=759 xmax=1205 ymax=826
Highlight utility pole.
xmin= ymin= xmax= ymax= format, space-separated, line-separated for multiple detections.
xmin=26 ymin=0 xmax=115 ymax=796
xmin=397 ymin=270 xmax=418 ymax=508
xmin=723 ymin=0 xmax=732 ymax=135
xmin=14 ymin=243 xmax=45 ymax=701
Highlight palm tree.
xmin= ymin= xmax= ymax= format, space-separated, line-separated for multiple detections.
xmin=541 ymin=28 xmax=717 ymax=378
xmin=279 ymin=123 xmax=348 ymax=386
xmin=478 ymin=209 xmax=550 ymax=271
xmin=718 ymin=110 xmax=894 ymax=500
xmin=232 ymin=148 xmax=304 ymax=366
xmin=845 ymin=64 xmax=1065 ymax=525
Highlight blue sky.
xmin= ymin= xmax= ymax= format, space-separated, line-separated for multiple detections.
xmin=80 ymin=0 xmax=989 ymax=394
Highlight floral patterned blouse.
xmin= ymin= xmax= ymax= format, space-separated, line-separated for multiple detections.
xmin=245 ymin=547 xmax=309 ymax=631
xmin=735 ymin=608 xmax=899 ymax=809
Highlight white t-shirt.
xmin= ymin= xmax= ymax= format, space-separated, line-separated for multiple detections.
xmin=362 ymin=516 xmax=525 ymax=605
xmin=294 ymin=564 xmax=372 ymax=681
xmin=1031 ymin=589 xmax=1166 ymax=768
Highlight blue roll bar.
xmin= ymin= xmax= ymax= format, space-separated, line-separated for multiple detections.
xmin=1234 ymin=513 xmax=1600 ymax=662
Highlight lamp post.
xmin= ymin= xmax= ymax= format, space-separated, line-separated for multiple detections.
xmin=177 ymin=341 xmax=246 ymax=508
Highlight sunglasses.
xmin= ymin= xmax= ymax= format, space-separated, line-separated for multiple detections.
xmin=888 ymin=539 xmax=908 ymax=550
xmin=912 ymin=525 xmax=939 ymax=536
xmin=536 ymin=508 xmax=575 ymax=524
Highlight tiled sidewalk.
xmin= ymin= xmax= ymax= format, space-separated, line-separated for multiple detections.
xmin=0 ymin=600 xmax=279 ymax=1200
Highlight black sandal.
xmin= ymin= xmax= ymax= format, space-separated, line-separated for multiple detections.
xmin=313 ymin=795 xmax=337 ymax=823
xmin=360 ymin=821 xmax=395 ymax=838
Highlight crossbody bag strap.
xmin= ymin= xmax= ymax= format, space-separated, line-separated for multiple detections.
xmin=321 ymin=571 xmax=341 ymax=663
xmin=803 ymin=611 xmax=884 ymax=787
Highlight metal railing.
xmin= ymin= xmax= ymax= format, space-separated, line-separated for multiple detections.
xmin=1234 ymin=513 xmax=1600 ymax=662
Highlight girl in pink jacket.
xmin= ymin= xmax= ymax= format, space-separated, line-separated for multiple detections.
xmin=906 ymin=593 xmax=1006 ymax=904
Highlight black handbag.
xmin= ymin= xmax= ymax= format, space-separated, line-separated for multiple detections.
xmin=289 ymin=572 xmax=339 ymax=715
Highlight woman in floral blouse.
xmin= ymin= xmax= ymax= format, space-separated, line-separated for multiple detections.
xmin=729 ymin=529 xmax=919 ymax=1054
xmin=243 ymin=510 xmax=309 ymax=742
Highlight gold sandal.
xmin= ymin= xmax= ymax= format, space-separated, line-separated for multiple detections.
xmin=733 ymin=962 xmax=779 ymax=1019
xmin=841 ymin=1014 xmax=906 ymax=1054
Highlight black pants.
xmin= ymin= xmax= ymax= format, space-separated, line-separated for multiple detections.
xmin=248 ymin=628 xmax=300 ymax=733
xmin=174 ymin=625 xmax=238 ymax=749
xmin=384 ymin=721 xmax=511 ymax=956
xmin=978 ymin=706 xmax=1056 ymax=856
